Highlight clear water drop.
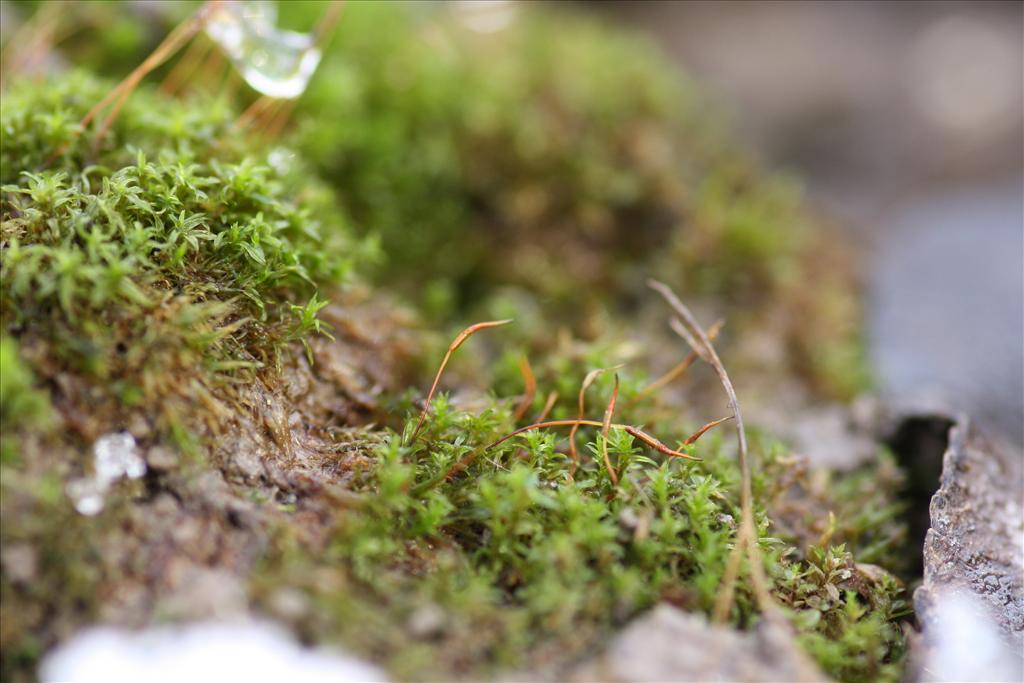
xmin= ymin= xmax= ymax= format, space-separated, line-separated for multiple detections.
xmin=205 ymin=1 xmax=323 ymax=100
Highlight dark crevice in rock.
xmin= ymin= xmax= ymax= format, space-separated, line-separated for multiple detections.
xmin=885 ymin=415 xmax=954 ymax=582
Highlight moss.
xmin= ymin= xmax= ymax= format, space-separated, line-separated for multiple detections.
xmin=0 ymin=335 xmax=54 ymax=464
xmin=251 ymin=388 xmax=908 ymax=681
xmin=786 ymin=546 xmax=909 ymax=683
xmin=1 ymin=71 xmax=373 ymax=432
xmin=0 ymin=70 xmax=377 ymax=681
xmin=11 ymin=1 xmax=870 ymax=398
xmin=288 ymin=1 xmax=867 ymax=398
xmin=0 ymin=7 xmax=909 ymax=682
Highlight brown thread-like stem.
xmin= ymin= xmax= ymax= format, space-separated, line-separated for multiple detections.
xmin=87 ymin=2 xmax=218 ymax=152
xmin=568 ymin=365 xmax=622 ymax=480
xmin=234 ymin=96 xmax=276 ymax=132
xmin=160 ymin=33 xmax=214 ymax=96
xmin=534 ymin=390 xmax=558 ymax=422
xmin=417 ymin=418 xmax=702 ymax=496
xmin=408 ymin=319 xmax=513 ymax=444
xmin=647 ymin=279 xmax=773 ymax=621
xmin=684 ymin=415 xmax=733 ymax=446
xmin=512 ymin=355 xmax=536 ymax=421
xmin=600 ymin=374 xmax=621 ymax=486
xmin=634 ymin=319 xmax=724 ymax=400
xmin=487 ymin=420 xmax=700 ymax=461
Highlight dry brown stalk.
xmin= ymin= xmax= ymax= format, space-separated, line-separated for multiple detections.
xmin=84 ymin=2 xmax=219 ymax=153
xmin=1 ymin=0 xmax=63 ymax=84
xmin=431 ymin=417 xmax=700 ymax=491
xmin=160 ymin=33 xmax=214 ymax=96
xmin=235 ymin=1 xmax=345 ymax=137
xmin=260 ymin=98 xmax=298 ymax=138
xmin=513 ymin=355 xmax=537 ymax=421
xmin=646 ymin=279 xmax=773 ymax=622
xmin=534 ymin=391 xmax=559 ymax=422
xmin=408 ymin=319 xmax=513 ymax=444
xmin=568 ymin=365 xmax=622 ymax=480
xmin=314 ymin=1 xmax=347 ymax=48
xmin=600 ymin=374 xmax=621 ymax=486
xmin=683 ymin=415 xmax=734 ymax=446
xmin=234 ymin=95 xmax=277 ymax=132
xmin=635 ymin=319 xmax=724 ymax=400
xmin=486 ymin=419 xmax=700 ymax=462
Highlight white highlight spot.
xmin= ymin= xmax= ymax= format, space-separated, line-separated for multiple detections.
xmin=923 ymin=589 xmax=1022 ymax=682
xmin=66 ymin=432 xmax=146 ymax=516
xmin=39 ymin=620 xmax=388 ymax=683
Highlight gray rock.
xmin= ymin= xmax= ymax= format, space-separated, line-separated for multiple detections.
xmin=913 ymin=416 xmax=1024 ymax=679
xmin=570 ymin=604 xmax=827 ymax=682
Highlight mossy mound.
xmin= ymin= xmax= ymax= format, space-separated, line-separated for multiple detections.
xmin=2 ymin=6 xmax=907 ymax=683
xmin=29 ymin=0 xmax=869 ymax=398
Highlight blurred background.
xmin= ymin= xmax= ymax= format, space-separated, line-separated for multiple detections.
xmin=598 ymin=0 xmax=1023 ymax=447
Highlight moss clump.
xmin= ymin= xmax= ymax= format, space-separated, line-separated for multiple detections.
xmin=295 ymin=2 xmax=698 ymax=296
xmin=0 ymin=70 xmax=378 ymax=681
xmin=12 ymin=1 xmax=870 ymax=398
xmin=786 ymin=546 xmax=909 ymax=683
xmin=1 ymin=72 xmax=371 ymax=434
xmin=251 ymin=385 xmax=908 ymax=681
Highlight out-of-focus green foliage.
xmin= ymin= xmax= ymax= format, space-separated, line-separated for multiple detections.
xmin=295 ymin=2 xmax=701 ymax=300
xmin=290 ymin=1 xmax=868 ymax=398
xmin=0 ymin=335 xmax=53 ymax=463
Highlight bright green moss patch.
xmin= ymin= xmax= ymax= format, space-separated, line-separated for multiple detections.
xmin=1 ymin=72 xmax=372 ymax=429
xmin=252 ymin=390 xmax=909 ymax=681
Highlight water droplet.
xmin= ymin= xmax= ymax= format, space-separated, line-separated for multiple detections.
xmin=67 ymin=478 xmax=106 ymax=516
xmin=94 ymin=432 xmax=146 ymax=483
xmin=205 ymin=1 xmax=323 ymax=100
xmin=267 ymin=148 xmax=294 ymax=174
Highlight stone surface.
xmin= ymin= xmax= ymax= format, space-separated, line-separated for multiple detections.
xmin=753 ymin=399 xmax=881 ymax=471
xmin=570 ymin=604 xmax=827 ymax=682
xmin=913 ymin=416 xmax=1024 ymax=679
